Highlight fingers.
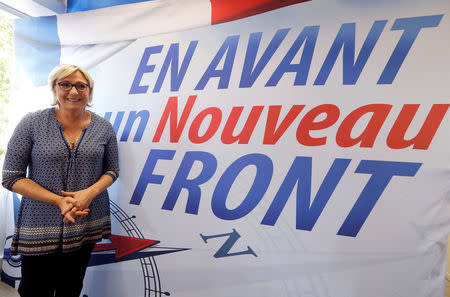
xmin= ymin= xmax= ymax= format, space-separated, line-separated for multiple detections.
xmin=72 ymin=200 xmax=83 ymax=209
xmin=61 ymin=191 xmax=87 ymax=209
xmin=63 ymin=196 xmax=77 ymax=204
xmin=60 ymin=202 xmax=73 ymax=216
xmin=61 ymin=190 xmax=75 ymax=197
xmin=60 ymin=198 xmax=77 ymax=215
xmin=60 ymin=198 xmax=76 ymax=215
xmin=60 ymin=192 xmax=89 ymax=223
xmin=63 ymin=211 xmax=76 ymax=223
xmin=63 ymin=207 xmax=89 ymax=223
xmin=75 ymin=209 xmax=90 ymax=217
xmin=76 ymin=212 xmax=89 ymax=221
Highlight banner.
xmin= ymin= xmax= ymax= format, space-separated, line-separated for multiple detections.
xmin=3 ymin=0 xmax=450 ymax=296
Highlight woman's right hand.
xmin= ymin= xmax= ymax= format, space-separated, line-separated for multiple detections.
xmin=58 ymin=196 xmax=76 ymax=215
xmin=58 ymin=196 xmax=87 ymax=223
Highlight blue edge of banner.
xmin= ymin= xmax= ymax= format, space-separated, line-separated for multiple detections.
xmin=67 ymin=0 xmax=153 ymax=13
xmin=14 ymin=15 xmax=60 ymax=86
xmin=14 ymin=0 xmax=154 ymax=86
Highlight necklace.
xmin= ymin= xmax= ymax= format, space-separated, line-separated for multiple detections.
xmin=55 ymin=109 xmax=91 ymax=149
xmin=67 ymin=136 xmax=79 ymax=148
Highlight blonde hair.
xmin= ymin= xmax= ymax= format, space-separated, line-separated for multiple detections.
xmin=48 ymin=64 xmax=94 ymax=106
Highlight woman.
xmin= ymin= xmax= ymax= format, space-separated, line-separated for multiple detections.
xmin=2 ymin=64 xmax=119 ymax=297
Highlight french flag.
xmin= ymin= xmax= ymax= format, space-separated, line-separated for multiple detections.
xmin=14 ymin=0 xmax=310 ymax=85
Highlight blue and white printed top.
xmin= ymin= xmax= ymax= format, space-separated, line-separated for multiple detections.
xmin=2 ymin=108 xmax=119 ymax=255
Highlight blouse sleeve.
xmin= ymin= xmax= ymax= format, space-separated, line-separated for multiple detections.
xmin=103 ymin=123 xmax=119 ymax=182
xmin=2 ymin=113 xmax=34 ymax=190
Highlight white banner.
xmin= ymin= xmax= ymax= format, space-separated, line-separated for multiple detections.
xmin=3 ymin=0 xmax=450 ymax=296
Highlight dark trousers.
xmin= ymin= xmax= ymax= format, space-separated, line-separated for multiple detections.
xmin=18 ymin=243 xmax=95 ymax=297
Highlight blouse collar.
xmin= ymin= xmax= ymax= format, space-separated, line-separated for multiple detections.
xmin=50 ymin=107 xmax=96 ymax=130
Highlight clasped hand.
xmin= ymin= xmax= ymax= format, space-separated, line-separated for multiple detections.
xmin=58 ymin=189 xmax=94 ymax=223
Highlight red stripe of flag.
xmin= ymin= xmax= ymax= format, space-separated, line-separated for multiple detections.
xmin=210 ymin=0 xmax=311 ymax=25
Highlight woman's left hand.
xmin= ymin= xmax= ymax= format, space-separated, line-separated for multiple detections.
xmin=63 ymin=207 xmax=90 ymax=223
xmin=61 ymin=189 xmax=95 ymax=210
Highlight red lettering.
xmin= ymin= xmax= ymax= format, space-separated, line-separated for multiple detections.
xmin=387 ymin=104 xmax=449 ymax=150
xmin=189 ymin=107 xmax=222 ymax=143
xmin=153 ymin=95 xmax=197 ymax=142
xmin=296 ymin=104 xmax=340 ymax=146
xmin=152 ymin=96 xmax=447 ymax=150
xmin=221 ymin=106 xmax=264 ymax=144
xmin=336 ymin=104 xmax=392 ymax=148
xmin=263 ymin=105 xmax=304 ymax=145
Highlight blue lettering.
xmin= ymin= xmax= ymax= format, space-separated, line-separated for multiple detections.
xmin=129 ymin=45 xmax=163 ymax=94
xmin=130 ymin=149 xmax=175 ymax=205
xmin=195 ymin=35 xmax=239 ymax=90
xmin=153 ymin=41 xmax=198 ymax=93
xmin=120 ymin=110 xmax=149 ymax=142
xmin=239 ymin=29 xmax=290 ymax=88
xmin=200 ymin=229 xmax=257 ymax=258
xmin=314 ymin=20 xmax=387 ymax=85
xmin=162 ymin=151 xmax=217 ymax=214
xmin=261 ymin=157 xmax=351 ymax=231
xmin=132 ymin=149 xmax=422 ymax=238
xmin=338 ymin=160 xmax=421 ymax=236
xmin=211 ymin=154 xmax=273 ymax=220
xmin=104 ymin=111 xmax=125 ymax=135
xmin=266 ymin=26 xmax=319 ymax=87
xmin=378 ymin=15 xmax=443 ymax=84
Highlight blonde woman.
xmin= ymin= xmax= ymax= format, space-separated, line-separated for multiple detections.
xmin=2 ymin=64 xmax=119 ymax=297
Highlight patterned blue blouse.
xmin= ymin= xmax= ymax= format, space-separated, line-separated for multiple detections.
xmin=2 ymin=108 xmax=119 ymax=255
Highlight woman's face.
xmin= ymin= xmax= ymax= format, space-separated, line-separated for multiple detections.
xmin=54 ymin=70 xmax=90 ymax=112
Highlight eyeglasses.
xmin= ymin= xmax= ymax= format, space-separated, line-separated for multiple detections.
xmin=56 ymin=81 xmax=90 ymax=92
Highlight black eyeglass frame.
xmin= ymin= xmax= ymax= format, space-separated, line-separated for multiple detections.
xmin=56 ymin=81 xmax=90 ymax=92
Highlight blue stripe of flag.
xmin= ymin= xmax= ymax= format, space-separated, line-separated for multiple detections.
xmin=67 ymin=0 xmax=155 ymax=13
xmin=14 ymin=15 xmax=60 ymax=86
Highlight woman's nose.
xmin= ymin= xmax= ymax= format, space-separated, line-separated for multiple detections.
xmin=69 ymin=86 xmax=79 ymax=94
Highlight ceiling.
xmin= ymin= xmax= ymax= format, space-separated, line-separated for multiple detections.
xmin=0 ymin=0 xmax=66 ymax=18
